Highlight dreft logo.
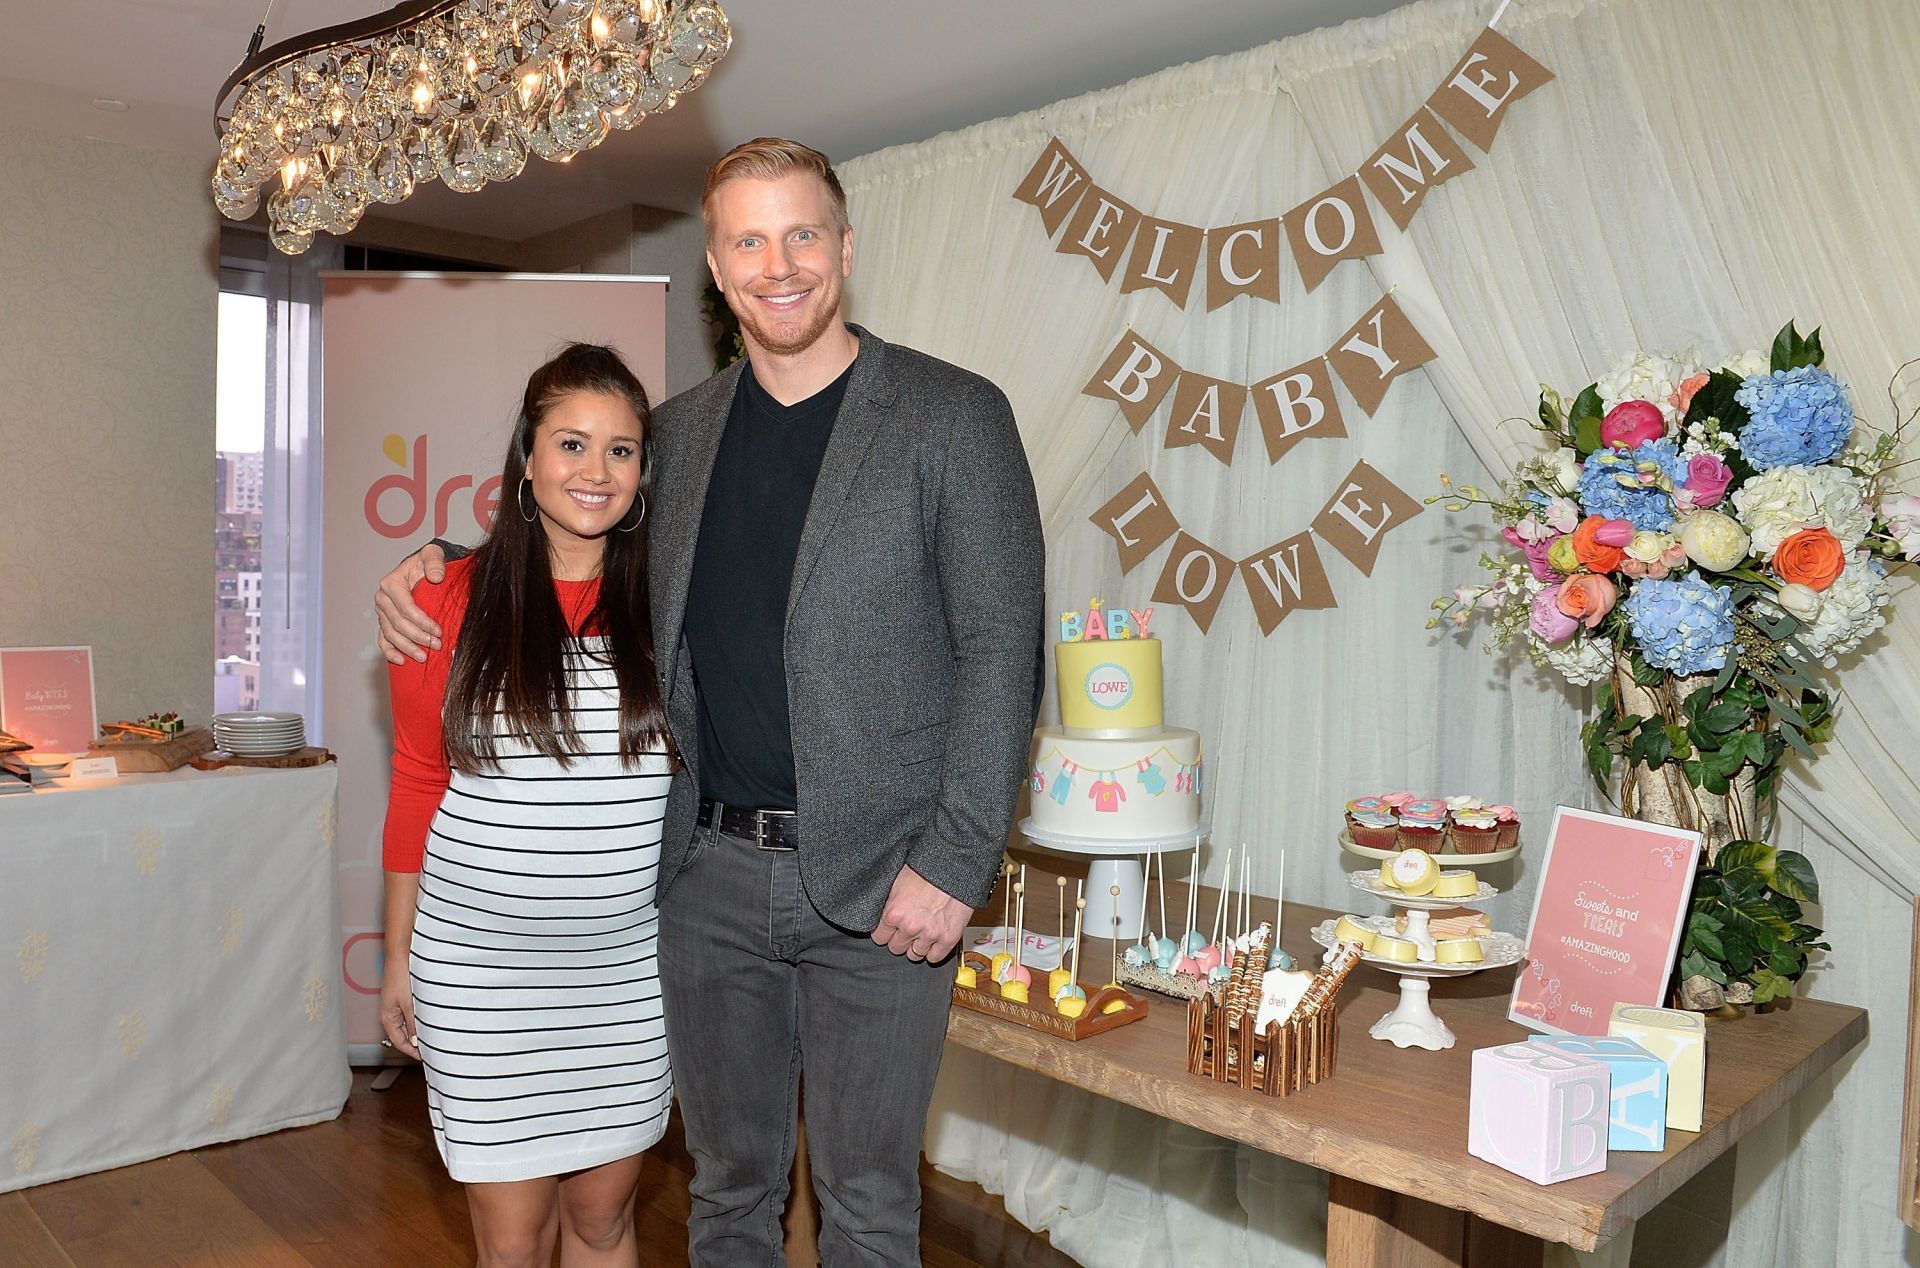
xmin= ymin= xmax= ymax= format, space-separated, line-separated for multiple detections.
xmin=1083 ymin=663 xmax=1134 ymax=710
xmin=363 ymin=434 xmax=503 ymax=539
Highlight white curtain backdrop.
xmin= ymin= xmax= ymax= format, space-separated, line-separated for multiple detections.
xmin=838 ymin=0 xmax=1920 ymax=1263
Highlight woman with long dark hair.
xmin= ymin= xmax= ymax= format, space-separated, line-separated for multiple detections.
xmin=379 ymin=343 xmax=675 ymax=1268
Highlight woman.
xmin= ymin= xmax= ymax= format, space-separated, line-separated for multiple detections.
xmin=380 ymin=343 xmax=675 ymax=1268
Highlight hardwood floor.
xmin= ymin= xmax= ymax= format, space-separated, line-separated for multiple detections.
xmin=2 ymin=1070 xmax=1079 ymax=1268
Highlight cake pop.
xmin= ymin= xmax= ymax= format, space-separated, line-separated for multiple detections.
xmin=1056 ymin=890 xmax=1089 ymax=1018
xmin=1048 ymin=875 xmax=1073 ymax=1001
xmin=990 ymin=860 xmax=1015 ymax=985
xmin=1150 ymin=849 xmax=1177 ymax=970
xmin=1122 ymin=852 xmax=1154 ymax=970
xmin=1001 ymin=870 xmax=1033 ymax=1000
xmin=1195 ymin=845 xmax=1232 ymax=976
xmin=1173 ymin=859 xmax=1206 ymax=976
xmin=1268 ymin=847 xmax=1294 ymax=971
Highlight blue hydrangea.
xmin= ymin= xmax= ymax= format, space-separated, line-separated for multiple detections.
xmin=1576 ymin=440 xmax=1687 ymax=532
xmin=1734 ymin=366 xmax=1854 ymax=469
xmin=1622 ymin=575 xmax=1738 ymax=675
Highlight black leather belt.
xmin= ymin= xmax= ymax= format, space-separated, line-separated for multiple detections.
xmin=698 ymin=799 xmax=799 ymax=850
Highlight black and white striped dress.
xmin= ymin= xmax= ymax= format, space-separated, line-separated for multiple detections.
xmin=409 ymin=637 xmax=673 ymax=1183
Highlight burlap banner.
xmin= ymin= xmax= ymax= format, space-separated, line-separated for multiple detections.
xmin=1089 ymin=466 xmax=1423 ymax=635
xmin=1012 ymin=25 xmax=1552 ymax=307
xmin=1081 ymin=293 xmax=1435 ymax=468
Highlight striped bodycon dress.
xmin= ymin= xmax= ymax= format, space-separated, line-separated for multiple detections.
xmin=384 ymin=559 xmax=673 ymax=1183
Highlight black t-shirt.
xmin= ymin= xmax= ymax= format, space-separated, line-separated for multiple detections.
xmin=682 ymin=357 xmax=855 ymax=809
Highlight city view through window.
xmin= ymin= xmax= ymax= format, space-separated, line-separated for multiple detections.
xmin=215 ymin=290 xmax=265 ymax=711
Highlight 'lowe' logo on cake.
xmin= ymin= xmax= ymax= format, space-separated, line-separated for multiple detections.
xmin=1084 ymin=663 xmax=1134 ymax=710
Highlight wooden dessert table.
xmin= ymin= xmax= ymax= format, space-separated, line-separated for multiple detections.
xmin=947 ymin=890 xmax=1867 ymax=1266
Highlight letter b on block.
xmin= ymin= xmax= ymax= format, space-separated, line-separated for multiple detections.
xmin=1468 ymin=1041 xmax=1610 ymax=1184
xmin=1530 ymin=1035 xmax=1668 ymax=1152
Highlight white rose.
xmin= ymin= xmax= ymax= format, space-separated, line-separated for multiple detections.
xmin=1625 ymin=531 xmax=1676 ymax=564
xmin=1720 ymin=349 xmax=1772 ymax=380
xmin=1674 ymin=511 xmax=1751 ymax=571
xmin=1775 ymin=583 xmax=1824 ymax=621
xmin=1729 ymin=465 xmax=1872 ymax=555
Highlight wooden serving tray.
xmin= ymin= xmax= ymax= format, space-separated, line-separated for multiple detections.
xmin=86 ymin=727 xmax=216 ymax=772
xmin=189 ymin=747 xmax=335 ymax=771
xmin=950 ymin=951 xmax=1148 ymax=1040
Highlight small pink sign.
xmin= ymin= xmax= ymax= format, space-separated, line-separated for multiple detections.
xmin=0 ymin=646 xmax=98 ymax=756
xmin=1510 ymin=807 xmax=1700 ymax=1036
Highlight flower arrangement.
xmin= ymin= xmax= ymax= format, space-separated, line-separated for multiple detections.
xmin=1430 ymin=323 xmax=1915 ymax=1007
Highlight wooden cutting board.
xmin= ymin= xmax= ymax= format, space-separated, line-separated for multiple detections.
xmin=87 ymin=728 xmax=217 ymax=772
xmin=189 ymin=747 xmax=335 ymax=771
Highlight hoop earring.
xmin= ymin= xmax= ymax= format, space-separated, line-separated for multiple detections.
xmin=616 ymin=490 xmax=647 ymax=533
xmin=517 ymin=478 xmax=538 ymax=524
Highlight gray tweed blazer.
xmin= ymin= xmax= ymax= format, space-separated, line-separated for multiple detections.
xmin=647 ymin=325 xmax=1046 ymax=932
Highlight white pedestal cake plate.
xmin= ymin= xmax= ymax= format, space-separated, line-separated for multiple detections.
xmin=1326 ymin=830 xmax=1525 ymax=1051
xmin=1017 ymin=817 xmax=1211 ymax=942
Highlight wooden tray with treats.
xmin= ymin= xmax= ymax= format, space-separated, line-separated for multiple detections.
xmin=1184 ymin=931 xmax=1361 ymax=1096
xmin=87 ymin=725 xmax=216 ymax=772
xmin=951 ymin=951 xmax=1148 ymax=1041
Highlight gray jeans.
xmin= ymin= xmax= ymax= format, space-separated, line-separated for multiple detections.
xmin=659 ymin=826 xmax=954 ymax=1267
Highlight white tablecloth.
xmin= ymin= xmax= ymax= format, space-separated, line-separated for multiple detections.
xmin=0 ymin=765 xmax=351 ymax=1192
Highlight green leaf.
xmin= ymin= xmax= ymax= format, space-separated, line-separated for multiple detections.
xmin=1765 ymin=695 xmax=1810 ymax=729
xmin=1699 ymin=702 xmax=1749 ymax=735
xmin=1712 ymin=657 xmax=1739 ymax=695
xmin=1683 ymin=371 xmax=1750 ymax=430
xmin=1679 ymin=950 xmax=1728 ymax=986
xmin=1570 ymin=385 xmax=1604 ymax=456
xmin=1768 ymin=947 xmax=1805 ymax=978
xmin=1749 ymin=968 xmax=1794 ymax=1004
xmin=1715 ymin=839 xmax=1776 ymax=879
xmin=1805 ymin=327 xmax=1825 ymax=367
xmin=1702 ymin=744 xmax=1747 ymax=779
xmin=1772 ymin=851 xmax=1820 ymax=903
xmin=1734 ymin=897 xmax=1796 ymax=939
xmin=1688 ymin=923 xmax=1726 ymax=961
xmin=1771 ymin=322 xmax=1796 ymax=374
xmin=1778 ymin=723 xmax=1816 ymax=760
xmin=1595 ymin=681 xmax=1614 ymax=716
xmin=1739 ymin=731 xmax=1770 ymax=767
xmin=1539 ymin=393 xmax=1565 ymax=434
xmin=1631 ymin=655 xmax=1666 ymax=688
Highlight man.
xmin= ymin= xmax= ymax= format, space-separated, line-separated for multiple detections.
xmin=375 ymin=137 xmax=1045 ymax=1266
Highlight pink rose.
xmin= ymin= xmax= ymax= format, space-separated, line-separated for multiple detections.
xmin=1684 ymin=453 xmax=1734 ymax=508
xmin=1542 ymin=496 xmax=1581 ymax=533
xmin=1529 ymin=585 xmax=1580 ymax=644
xmin=1601 ymin=399 xmax=1667 ymax=449
xmin=1555 ymin=573 xmax=1619 ymax=629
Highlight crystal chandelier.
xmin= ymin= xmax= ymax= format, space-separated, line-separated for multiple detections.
xmin=212 ymin=0 xmax=733 ymax=255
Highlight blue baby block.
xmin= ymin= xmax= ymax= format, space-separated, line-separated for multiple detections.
xmin=1527 ymin=1035 xmax=1668 ymax=1152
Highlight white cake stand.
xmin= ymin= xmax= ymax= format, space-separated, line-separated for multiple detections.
xmin=1017 ymin=817 xmax=1210 ymax=942
xmin=1311 ymin=916 xmax=1525 ymax=1051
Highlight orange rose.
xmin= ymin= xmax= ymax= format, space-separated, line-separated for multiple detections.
xmin=1555 ymin=573 xmax=1619 ymax=629
xmin=1571 ymin=515 xmax=1631 ymax=573
xmin=1773 ymin=527 xmax=1846 ymax=591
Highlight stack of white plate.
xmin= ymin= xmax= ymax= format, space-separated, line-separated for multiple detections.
xmin=213 ymin=712 xmax=307 ymax=758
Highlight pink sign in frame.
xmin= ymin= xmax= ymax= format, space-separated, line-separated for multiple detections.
xmin=1511 ymin=806 xmax=1701 ymax=1036
xmin=0 ymin=646 xmax=98 ymax=756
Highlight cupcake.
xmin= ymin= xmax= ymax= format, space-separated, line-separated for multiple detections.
xmin=1447 ymin=796 xmax=1500 ymax=854
xmin=1345 ymin=796 xmax=1399 ymax=850
xmin=1397 ymin=799 xmax=1448 ymax=852
xmin=1381 ymin=791 xmax=1416 ymax=814
xmin=1490 ymin=804 xmax=1520 ymax=851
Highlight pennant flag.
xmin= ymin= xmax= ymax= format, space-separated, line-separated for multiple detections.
xmin=1058 ymin=185 xmax=1143 ymax=283
xmin=1162 ymin=372 xmax=1246 ymax=467
xmin=1427 ymin=27 xmax=1555 ymax=153
xmin=1250 ymin=356 xmax=1347 ymax=465
xmin=1311 ymin=460 xmax=1425 ymax=576
xmin=1281 ymin=175 xmax=1384 ymax=293
xmin=1203 ymin=218 xmax=1282 ymax=311
xmin=1089 ymin=472 xmax=1180 ymax=573
xmin=1012 ymin=138 xmax=1093 ymax=236
xmin=1150 ymin=532 xmax=1236 ymax=633
xmin=1083 ymin=328 xmax=1180 ymax=433
xmin=1239 ymin=531 xmax=1338 ymax=635
xmin=1359 ymin=107 xmax=1476 ymax=231
xmin=1120 ymin=216 xmax=1205 ymax=308
xmin=1327 ymin=294 xmax=1437 ymax=416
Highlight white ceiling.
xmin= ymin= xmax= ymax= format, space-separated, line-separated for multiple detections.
xmin=0 ymin=1 xmax=1410 ymax=242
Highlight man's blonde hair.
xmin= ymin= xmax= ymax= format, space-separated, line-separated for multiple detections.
xmin=701 ymin=137 xmax=848 ymax=239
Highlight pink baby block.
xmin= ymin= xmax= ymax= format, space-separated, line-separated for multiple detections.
xmin=1468 ymin=1041 xmax=1611 ymax=1185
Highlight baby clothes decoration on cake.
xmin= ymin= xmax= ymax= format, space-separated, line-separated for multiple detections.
xmin=1027 ymin=599 xmax=1202 ymax=840
xmin=1136 ymin=757 xmax=1166 ymax=796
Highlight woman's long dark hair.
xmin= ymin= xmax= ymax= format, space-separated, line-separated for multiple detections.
xmin=443 ymin=343 xmax=672 ymax=773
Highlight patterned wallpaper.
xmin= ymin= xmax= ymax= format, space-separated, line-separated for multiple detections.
xmin=0 ymin=125 xmax=218 ymax=726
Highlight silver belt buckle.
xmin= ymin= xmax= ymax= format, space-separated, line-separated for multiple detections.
xmin=753 ymin=810 xmax=794 ymax=851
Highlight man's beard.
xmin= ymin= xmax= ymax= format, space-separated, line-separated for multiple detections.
xmin=734 ymin=284 xmax=839 ymax=357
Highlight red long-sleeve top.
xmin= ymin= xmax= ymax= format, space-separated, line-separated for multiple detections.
xmin=382 ymin=556 xmax=605 ymax=872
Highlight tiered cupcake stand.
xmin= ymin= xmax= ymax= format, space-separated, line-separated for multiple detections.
xmin=1309 ymin=832 xmax=1524 ymax=1051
